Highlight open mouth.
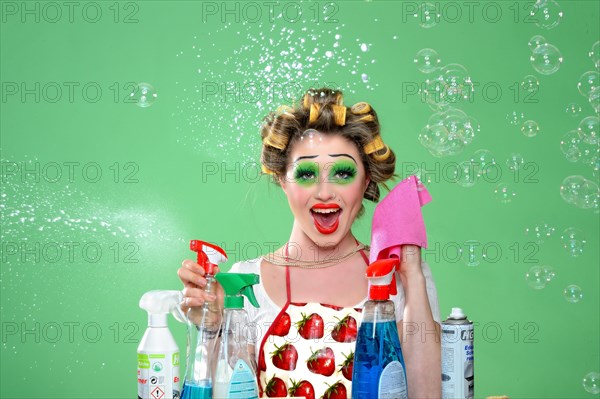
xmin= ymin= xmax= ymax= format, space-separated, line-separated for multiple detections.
xmin=310 ymin=206 xmax=342 ymax=234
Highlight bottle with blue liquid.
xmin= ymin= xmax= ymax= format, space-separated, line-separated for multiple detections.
xmin=181 ymin=241 xmax=228 ymax=399
xmin=352 ymin=258 xmax=408 ymax=399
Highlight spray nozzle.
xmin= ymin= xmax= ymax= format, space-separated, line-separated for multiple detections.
xmin=190 ymin=240 xmax=228 ymax=275
xmin=366 ymin=258 xmax=399 ymax=300
xmin=215 ymin=273 xmax=260 ymax=309
xmin=139 ymin=290 xmax=186 ymax=327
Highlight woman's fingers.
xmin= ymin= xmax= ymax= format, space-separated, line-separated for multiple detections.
xmin=177 ymin=259 xmax=207 ymax=288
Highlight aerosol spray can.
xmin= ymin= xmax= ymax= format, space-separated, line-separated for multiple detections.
xmin=441 ymin=307 xmax=474 ymax=399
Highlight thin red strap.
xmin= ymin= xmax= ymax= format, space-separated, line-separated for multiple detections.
xmin=284 ymin=243 xmax=291 ymax=302
xmin=354 ymin=237 xmax=370 ymax=265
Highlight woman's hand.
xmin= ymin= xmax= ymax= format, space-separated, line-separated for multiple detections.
xmin=177 ymin=259 xmax=225 ymax=319
xmin=398 ymin=244 xmax=424 ymax=282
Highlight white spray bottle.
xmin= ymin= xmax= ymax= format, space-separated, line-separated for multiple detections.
xmin=138 ymin=290 xmax=185 ymax=399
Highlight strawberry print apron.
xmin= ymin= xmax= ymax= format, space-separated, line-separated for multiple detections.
xmin=257 ymin=240 xmax=369 ymax=399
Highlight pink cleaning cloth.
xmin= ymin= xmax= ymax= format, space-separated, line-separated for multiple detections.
xmin=369 ymin=174 xmax=432 ymax=264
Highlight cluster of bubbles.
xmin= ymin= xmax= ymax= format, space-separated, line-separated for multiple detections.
xmin=528 ymin=35 xmax=563 ymax=75
xmin=417 ymin=61 xmax=475 ymax=111
xmin=577 ymin=70 xmax=599 ymax=114
xmin=414 ymin=49 xmax=481 ymax=157
xmin=560 ymin=117 xmax=600 ymax=177
xmin=560 ymin=175 xmax=599 ymax=212
xmin=583 ymin=372 xmax=600 ymax=394
xmin=417 ymin=107 xmax=480 ymax=157
xmin=130 ymin=83 xmax=158 ymax=108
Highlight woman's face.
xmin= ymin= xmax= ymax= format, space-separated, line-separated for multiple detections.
xmin=279 ymin=130 xmax=370 ymax=248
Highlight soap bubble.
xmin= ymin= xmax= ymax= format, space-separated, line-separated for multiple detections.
xmin=528 ymin=35 xmax=547 ymax=51
xmin=530 ymin=43 xmax=563 ymax=75
xmin=560 ymin=175 xmax=587 ymax=204
xmin=506 ymin=153 xmax=525 ymax=171
xmin=463 ymin=240 xmax=480 ymax=266
xmin=360 ymin=43 xmax=369 ymax=52
xmin=414 ymin=48 xmax=441 ymax=73
xmin=440 ymin=64 xmax=473 ymax=104
xmin=471 ymin=149 xmax=497 ymax=177
xmin=560 ymin=227 xmax=587 ymax=257
xmin=422 ymin=76 xmax=447 ymax=110
xmin=577 ymin=71 xmax=599 ymax=97
xmin=442 ymin=109 xmax=476 ymax=147
xmin=542 ymin=265 xmax=556 ymax=282
xmin=565 ymin=103 xmax=582 ymax=117
xmin=589 ymin=87 xmax=600 ymax=114
xmin=578 ymin=116 xmax=599 ymax=144
xmin=494 ymin=183 xmax=516 ymax=203
xmin=589 ymin=41 xmax=600 ymax=69
xmin=415 ymin=2 xmax=440 ymax=28
xmin=456 ymin=161 xmax=478 ymax=188
xmin=578 ymin=140 xmax=600 ymax=168
xmin=525 ymin=266 xmax=548 ymax=289
xmin=560 ymin=130 xmax=582 ymax=162
xmin=419 ymin=124 xmax=451 ymax=153
xmin=521 ymin=120 xmax=540 ymax=137
xmin=530 ymin=0 xmax=563 ymax=30
xmin=507 ymin=111 xmax=526 ymax=126
xmin=521 ymin=75 xmax=540 ymax=93
xmin=361 ymin=73 xmax=369 ymax=83
xmin=574 ymin=179 xmax=599 ymax=209
xmin=525 ymin=223 xmax=556 ymax=243
xmin=563 ymin=285 xmax=583 ymax=303
xmin=582 ymin=372 xmax=600 ymax=394
xmin=130 ymin=83 xmax=157 ymax=108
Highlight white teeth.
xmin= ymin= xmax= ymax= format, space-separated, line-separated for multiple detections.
xmin=312 ymin=208 xmax=340 ymax=214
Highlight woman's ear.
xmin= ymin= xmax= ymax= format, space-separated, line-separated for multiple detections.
xmin=364 ymin=175 xmax=371 ymax=192
xmin=279 ymin=174 xmax=288 ymax=195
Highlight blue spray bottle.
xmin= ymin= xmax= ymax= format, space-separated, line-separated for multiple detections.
xmin=181 ymin=241 xmax=228 ymax=399
xmin=352 ymin=258 xmax=408 ymax=399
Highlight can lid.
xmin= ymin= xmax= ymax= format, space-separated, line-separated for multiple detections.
xmin=448 ymin=307 xmax=466 ymax=319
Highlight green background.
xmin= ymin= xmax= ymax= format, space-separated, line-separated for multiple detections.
xmin=1 ymin=0 xmax=599 ymax=398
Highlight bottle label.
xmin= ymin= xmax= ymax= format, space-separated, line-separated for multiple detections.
xmin=137 ymin=352 xmax=180 ymax=399
xmin=228 ymin=359 xmax=259 ymax=399
xmin=378 ymin=360 xmax=408 ymax=399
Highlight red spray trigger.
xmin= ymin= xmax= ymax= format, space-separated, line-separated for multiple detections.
xmin=190 ymin=240 xmax=228 ymax=275
xmin=366 ymin=258 xmax=399 ymax=300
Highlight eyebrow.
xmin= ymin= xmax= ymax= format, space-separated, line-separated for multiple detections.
xmin=294 ymin=153 xmax=357 ymax=163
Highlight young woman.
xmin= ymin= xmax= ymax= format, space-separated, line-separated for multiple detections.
xmin=177 ymin=87 xmax=441 ymax=398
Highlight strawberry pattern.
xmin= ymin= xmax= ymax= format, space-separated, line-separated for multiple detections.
xmin=258 ymin=243 xmax=368 ymax=399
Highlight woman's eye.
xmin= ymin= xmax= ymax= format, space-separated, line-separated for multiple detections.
xmin=333 ymin=169 xmax=355 ymax=180
xmin=296 ymin=170 xmax=316 ymax=180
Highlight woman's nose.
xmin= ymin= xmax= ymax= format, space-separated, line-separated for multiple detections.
xmin=316 ymin=179 xmax=336 ymax=201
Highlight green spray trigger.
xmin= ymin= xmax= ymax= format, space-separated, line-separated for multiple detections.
xmin=214 ymin=273 xmax=260 ymax=309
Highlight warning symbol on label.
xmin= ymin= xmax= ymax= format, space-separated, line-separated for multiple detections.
xmin=150 ymin=386 xmax=164 ymax=399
